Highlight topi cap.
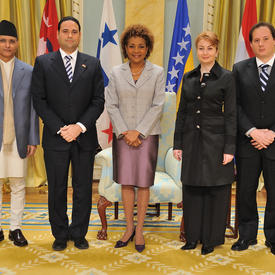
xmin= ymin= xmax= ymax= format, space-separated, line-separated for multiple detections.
xmin=0 ymin=20 xmax=17 ymax=38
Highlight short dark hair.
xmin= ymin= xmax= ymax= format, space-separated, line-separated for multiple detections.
xmin=249 ymin=22 xmax=275 ymax=42
xmin=58 ymin=16 xmax=81 ymax=32
xmin=120 ymin=24 xmax=154 ymax=59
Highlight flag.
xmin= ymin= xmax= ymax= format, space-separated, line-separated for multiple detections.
xmin=37 ymin=0 xmax=59 ymax=56
xmin=165 ymin=0 xmax=194 ymax=108
xmin=96 ymin=0 xmax=122 ymax=149
xmin=234 ymin=0 xmax=257 ymax=63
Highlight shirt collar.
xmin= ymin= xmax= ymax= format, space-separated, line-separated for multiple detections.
xmin=0 ymin=57 xmax=15 ymax=66
xmin=191 ymin=61 xmax=222 ymax=78
xmin=59 ymin=48 xmax=78 ymax=61
xmin=256 ymin=54 xmax=275 ymax=68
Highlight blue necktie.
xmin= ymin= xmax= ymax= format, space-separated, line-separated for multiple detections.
xmin=65 ymin=55 xmax=73 ymax=82
xmin=259 ymin=64 xmax=269 ymax=92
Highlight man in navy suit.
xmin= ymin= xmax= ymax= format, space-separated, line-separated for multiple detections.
xmin=231 ymin=22 xmax=275 ymax=255
xmin=0 ymin=20 xmax=39 ymax=247
xmin=31 ymin=16 xmax=104 ymax=251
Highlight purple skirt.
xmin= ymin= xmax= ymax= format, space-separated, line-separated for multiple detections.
xmin=112 ymin=135 xmax=159 ymax=187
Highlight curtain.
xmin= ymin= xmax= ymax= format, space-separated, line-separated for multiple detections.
xmin=125 ymin=0 xmax=165 ymax=67
xmin=0 ymin=0 xmax=72 ymax=187
xmin=212 ymin=0 xmax=275 ymax=70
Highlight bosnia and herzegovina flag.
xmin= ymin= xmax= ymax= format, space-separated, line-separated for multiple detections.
xmin=166 ymin=0 xmax=194 ymax=110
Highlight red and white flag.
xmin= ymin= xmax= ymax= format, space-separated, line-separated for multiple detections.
xmin=234 ymin=0 xmax=257 ymax=63
xmin=37 ymin=0 xmax=59 ymax=56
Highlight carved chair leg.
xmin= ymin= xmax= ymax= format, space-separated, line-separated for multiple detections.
xmin=233 ymin=187 xmax=239 ymax=238
xmin=225 ymin=184 xmax=238 ymax=239
xmin=156 ymin=203 xmax=160 ymax=217
xmin=97 ymin=196 xmax=112 ymax=240
xmin=177 ymin=202 xmax=185 ymax=242
xmin=114 ymin=202 xmax=119 ymax=219
xmin=168 ymin=202 xmax=172 ymax=220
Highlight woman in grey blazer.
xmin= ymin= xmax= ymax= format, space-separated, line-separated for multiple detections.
xmin=105 ymin=24 xmax=165 ymax=253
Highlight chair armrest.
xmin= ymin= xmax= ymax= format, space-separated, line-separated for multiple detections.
xmin=164 ymin=147 xmax=182 ymax=188
xmin=95 ymin=147 xmax=114 ymax=194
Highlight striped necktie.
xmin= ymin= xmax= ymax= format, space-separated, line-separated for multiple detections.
xmin=259 ymin=64 xmax=269 ymax=92
xmin=65 ymin=55 xmax=73 ymax=82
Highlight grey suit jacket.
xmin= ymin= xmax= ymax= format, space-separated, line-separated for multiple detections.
xmin=0 ymin=58 xmax=39 ymax=158
xmin=105 ymin=60 xmax=165 ymax=138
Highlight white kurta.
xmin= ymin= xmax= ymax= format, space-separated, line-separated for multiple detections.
xmin=0 ymin=58 xmax=26 ymax=178
xmin=0 ymin=140 xmax=26 ymax=178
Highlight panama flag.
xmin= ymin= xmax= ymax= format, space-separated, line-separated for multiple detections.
xmin=37 ymin=0 xmax=59 ymax=56
xmin=96 ymin=0 xmax=122 ymax=149
xmin=234 ymin=0 xmax=257 ymax=63
xmin=166 ymin=0 xmax=194 ymax=109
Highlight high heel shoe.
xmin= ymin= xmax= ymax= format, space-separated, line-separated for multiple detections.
xmin=135 ymin=243 xmax=145 ymax=253
xmin=114 ymin=229 xmax=135 ymax=248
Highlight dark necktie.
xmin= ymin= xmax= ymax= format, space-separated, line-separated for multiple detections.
xmin=259 ymin=64 xmax=269 ymax=92
xmin=65 ymin=55 xmax=73 ymax=82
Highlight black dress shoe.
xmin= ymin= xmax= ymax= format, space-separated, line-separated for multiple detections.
xmin=201 ymin=245 xmax=214 ymax=255
xmin=9 ymin=229 xmax=28 ymax=247
xmin=52 ymin=240 xmax=67 ymax=251
xmin=231 ymin=238 xmax=257 ymax=251
xmin=265 ymin=240 xmax=275 ymax=255
xmin=0 ymin=229 xmax=4 ymax=241
xmin=181 ymin=241 xmax=197 ymax=250
xmin=74 ymin=238 xmax=89 ymax=249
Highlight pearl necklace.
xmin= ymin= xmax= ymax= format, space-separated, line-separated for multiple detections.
xmin=131 ymin=64 xmax=145 ymax=76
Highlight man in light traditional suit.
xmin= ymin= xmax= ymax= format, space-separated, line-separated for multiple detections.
xmin=231 ymin=22 xmax=275 ymax=255
xmin=31 ymin=17 xmax=104 ymax=251
xmin=0 ymin=20 xmax=39 ymax=246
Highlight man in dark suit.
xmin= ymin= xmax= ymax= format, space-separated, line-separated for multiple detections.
xmin=231 ymin=22 xmax=275 ymax=255
xmin=31 ymin=16 xmax=104 ymax=251
xmin=0 ymin=20 xmax=39 ymax=247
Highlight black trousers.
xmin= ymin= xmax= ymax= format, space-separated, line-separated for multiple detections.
xmin=236 ymin=153 xmax=275 ymax=243
xmin=183 ymin=184 xmax=231 ymax=247
xmin=44 ymin=142 xmax=95 ymax=241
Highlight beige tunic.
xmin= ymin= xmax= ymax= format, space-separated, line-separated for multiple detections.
xmin=0 ymin=58 xmax=26 ymax=178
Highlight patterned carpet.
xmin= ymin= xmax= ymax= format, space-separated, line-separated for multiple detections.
xmin=0 ymin=203 xmax=274 ymax=275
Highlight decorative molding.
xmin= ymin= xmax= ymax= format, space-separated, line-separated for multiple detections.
xmin=72 ymin=0 xmax=83 ymax=51
xmin=203 ymin=0 xmax=215 ymax=31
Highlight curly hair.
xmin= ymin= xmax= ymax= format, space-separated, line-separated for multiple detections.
xmin=120 ymin=24 xmax=154 ymax=59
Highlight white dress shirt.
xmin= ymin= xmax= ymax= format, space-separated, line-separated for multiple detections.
xmin=58 ymin=48 xmax=86 ymax=133
xmin=246 ymin=54 xmax=275 ymax=137
xmin=59 ymin=48 xmax=78 ymax=76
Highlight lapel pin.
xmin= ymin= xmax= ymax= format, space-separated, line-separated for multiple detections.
xmin=82 ymin=64 xmax=87 ymax=68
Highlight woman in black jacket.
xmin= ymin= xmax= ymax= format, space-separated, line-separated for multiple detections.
xmin=173 ymin=31 xmax=236 ymax=255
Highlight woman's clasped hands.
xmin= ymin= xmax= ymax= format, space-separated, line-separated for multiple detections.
xmin=122 ymin=130 xmax=142 ymax=147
